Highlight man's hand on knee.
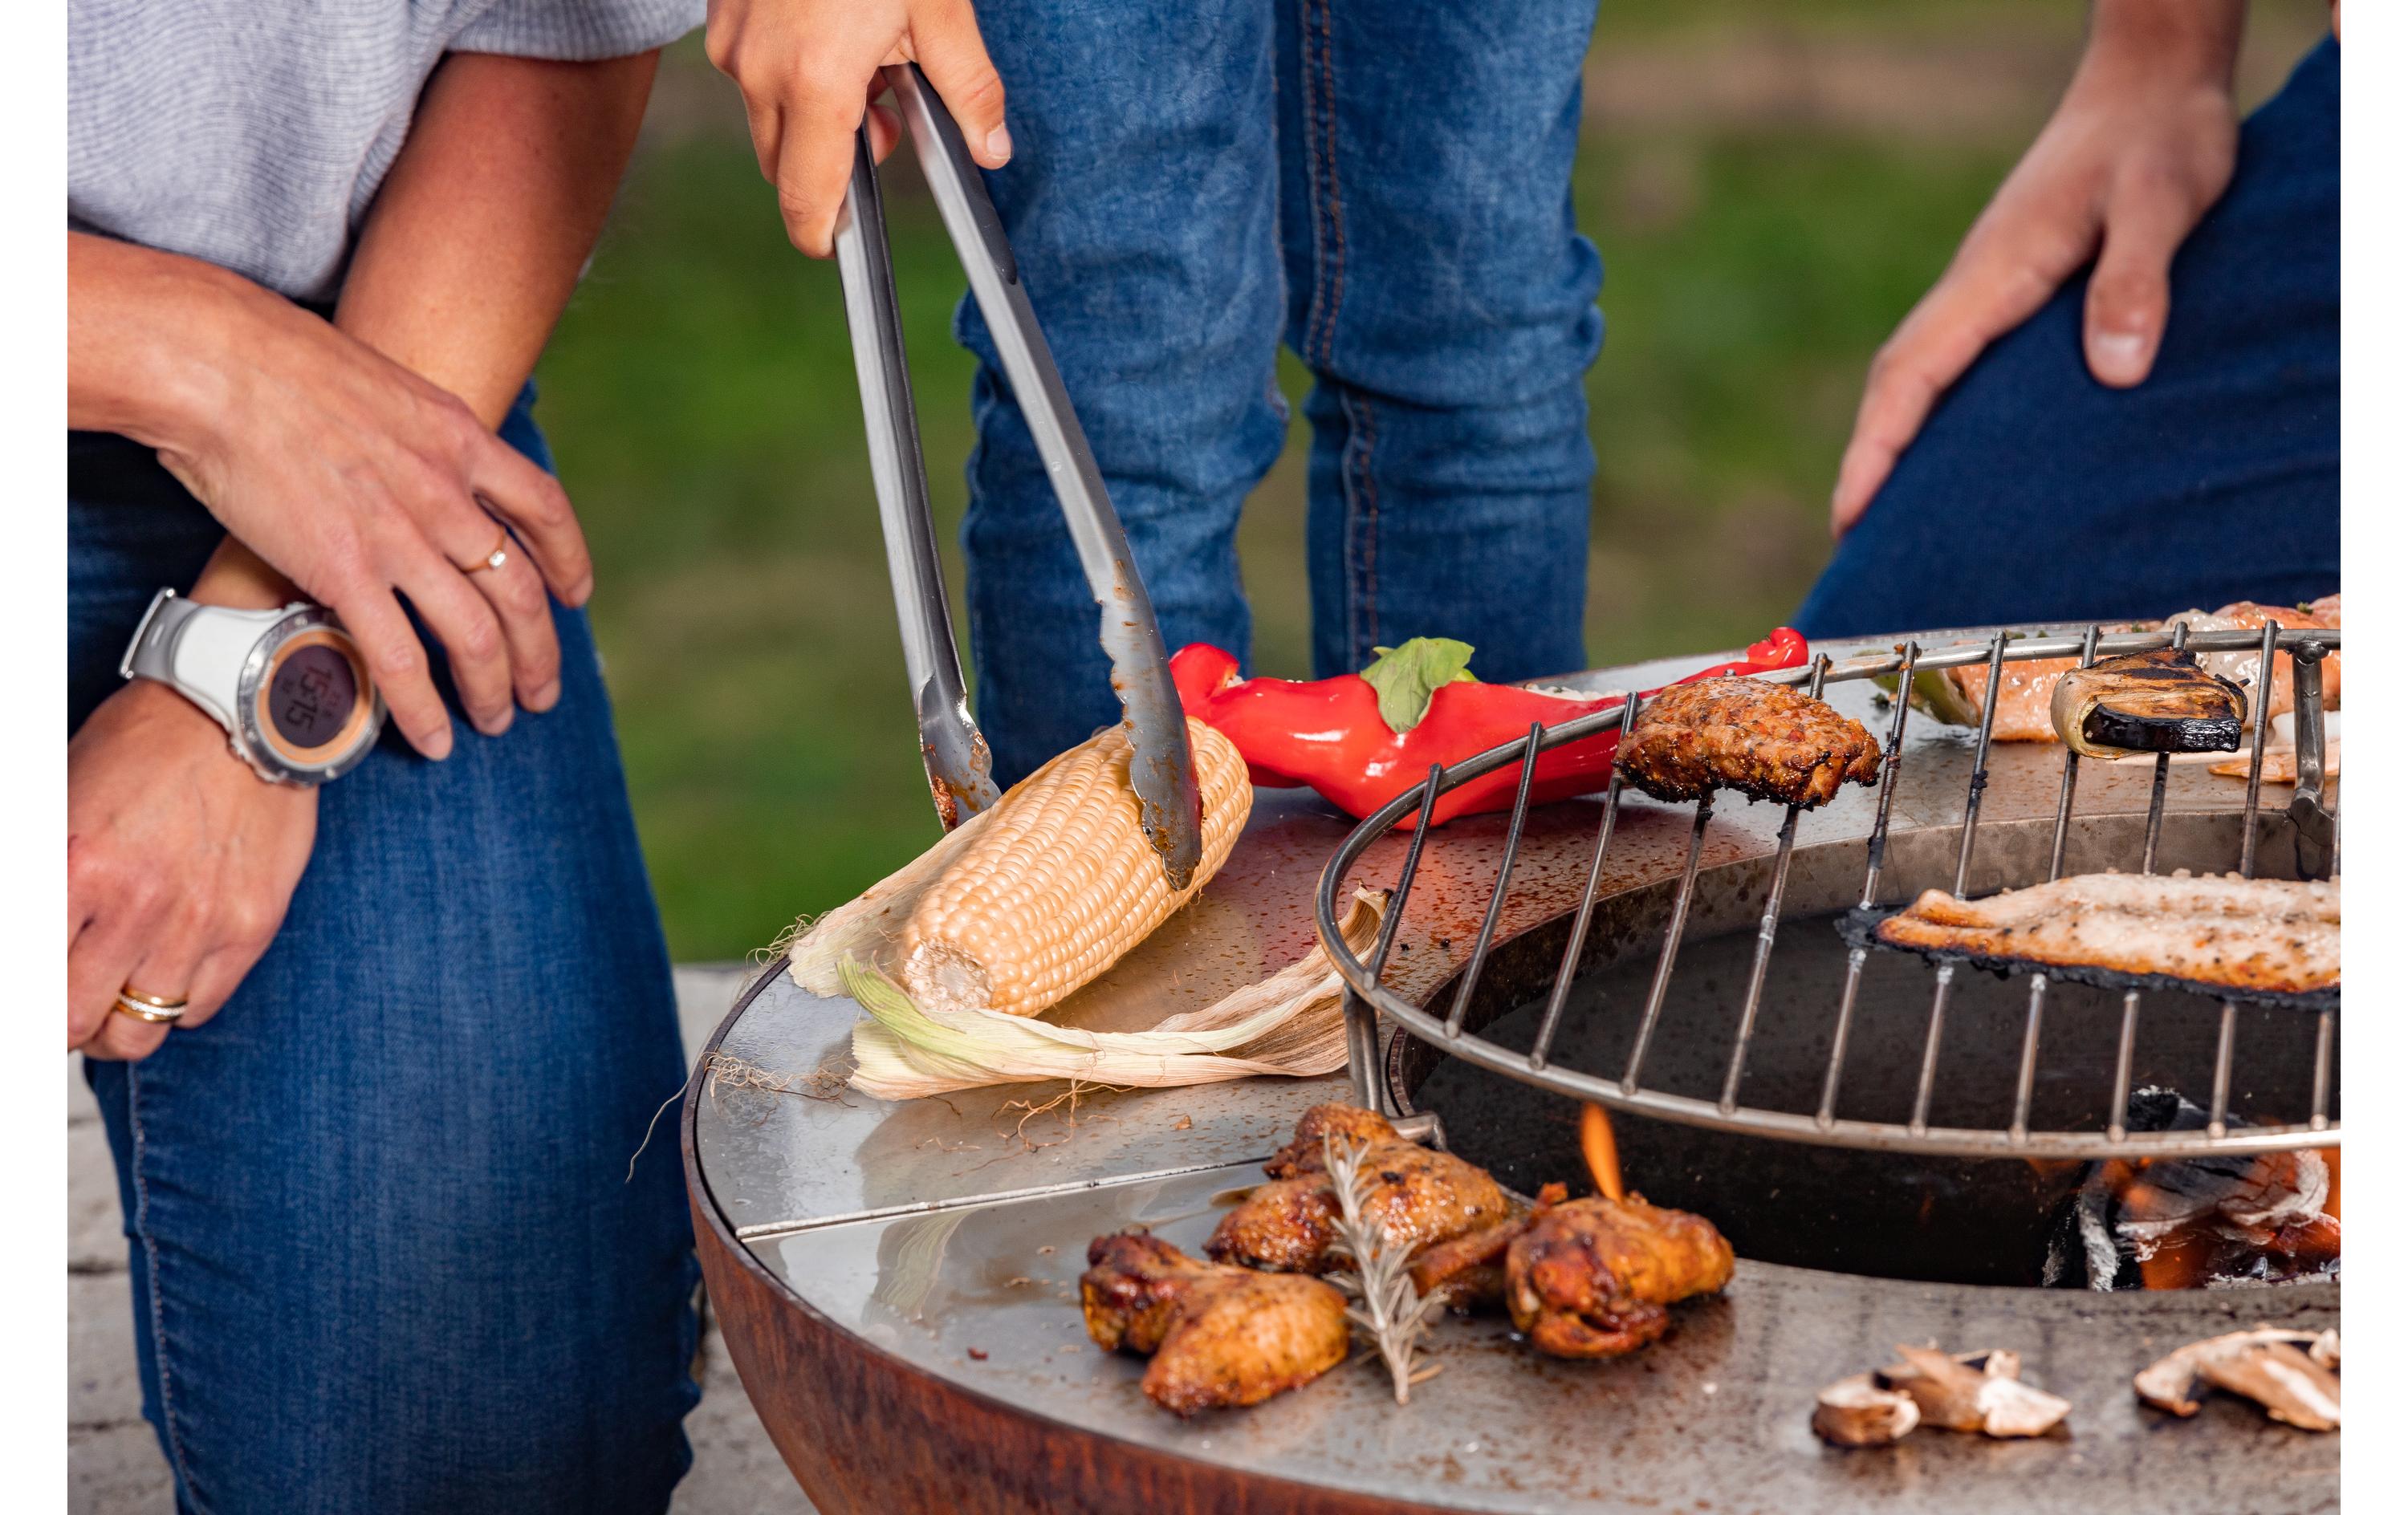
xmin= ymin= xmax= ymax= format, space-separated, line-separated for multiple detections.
xmin=1830 ymin=0 xmax=2243 ymax=538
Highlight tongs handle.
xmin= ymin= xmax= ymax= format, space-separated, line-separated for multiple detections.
xmin=835 ymin=63 xmax=1206 ymax=888
xmin=832 ymin=128 xmax=999 ymax=829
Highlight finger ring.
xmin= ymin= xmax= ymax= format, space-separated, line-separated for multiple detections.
xmin=114 ymin=985 xmax=189 ymax=1025
xmin=462 ymin=526 xmax=510 ymax=575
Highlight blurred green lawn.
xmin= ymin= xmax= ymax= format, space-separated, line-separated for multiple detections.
xmin=538 ymin=2 xmax=2328 ymax=961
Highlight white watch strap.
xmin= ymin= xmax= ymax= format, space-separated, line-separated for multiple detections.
xmin=120 ymin=591 xmax=289 ymax=733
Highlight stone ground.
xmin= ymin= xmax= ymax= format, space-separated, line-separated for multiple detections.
xmin=67 ymin=965 xmax=815 ymax=1514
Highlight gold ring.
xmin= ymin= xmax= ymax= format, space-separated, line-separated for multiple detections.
xmin=462 ymin=526 xmax=510 ymax=575
xmin=114 ymin=986 xmax=189 ymax=1025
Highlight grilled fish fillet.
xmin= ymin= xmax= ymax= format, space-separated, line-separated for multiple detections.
xmin=1617 ymin=678 xmax=1881 ymax=808
xmin=1874 ymin=873 xmax=2337 ymax=998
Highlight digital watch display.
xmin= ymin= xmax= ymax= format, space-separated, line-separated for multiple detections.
xmin=120 ymin=591 xmax=385 ymax=786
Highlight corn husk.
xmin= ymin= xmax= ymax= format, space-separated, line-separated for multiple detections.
xmin=835 ymin=890 xmax=1389 ymax=1099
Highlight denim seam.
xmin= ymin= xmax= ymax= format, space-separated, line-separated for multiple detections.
xmin=1302 ymin=0 xmax=1374 ymax=656
xmin=127 ymin=1066 xmax=205 ymax=1511
xmin=1337 ymin=385 xmax=1381 ymax=659
xmin=1303 ymin=0 xmax=1346 ymax=368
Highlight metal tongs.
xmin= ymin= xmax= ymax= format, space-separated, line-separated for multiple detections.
xmin=830 ymin=63 xmax=1203 ymax=889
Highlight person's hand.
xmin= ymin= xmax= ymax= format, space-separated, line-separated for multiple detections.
xmin=147 ymin=266 xmax=592 ymax=758
xmin=1830 ymin=2 xmax=2243 ymax=537
xmin=68 ymin=679 xmax=319 ymax=1062
xmin=705 ymin=0 xmax=1010 ymax=257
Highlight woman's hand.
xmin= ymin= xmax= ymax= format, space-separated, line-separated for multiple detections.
xmin=70 ymin=233 xmax=592 ymax=759
xmin=705 ymin=0 xmax=1009 ymax=256
xmin=68 ymin=678 xmax=319 ymax=1062
xmin=1830 ymin=0 xmax=2245 ymax=537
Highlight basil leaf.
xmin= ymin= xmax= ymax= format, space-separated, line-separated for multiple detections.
xmin=1361 ymin=638 xmax=1479 ymax=733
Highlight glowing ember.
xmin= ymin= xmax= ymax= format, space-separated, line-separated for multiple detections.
xmin=2046 ymin=1086 xmax=2339 ymax=1290
xmin=1580 ymin=1103 xmax=1625 ymax=1201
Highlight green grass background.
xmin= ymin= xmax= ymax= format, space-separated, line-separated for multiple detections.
xmin=537 ymin=1 xmax=2329 ymax=961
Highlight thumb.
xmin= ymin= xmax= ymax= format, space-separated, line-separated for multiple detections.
xmin=910 ymin=0 xmax=1010 ymax=168
xmin=2082 ymin=183 xmax=2194 ymax=388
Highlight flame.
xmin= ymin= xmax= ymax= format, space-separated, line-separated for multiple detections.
xmin=1580 ymin=1103 xmax=1625 ymax=1201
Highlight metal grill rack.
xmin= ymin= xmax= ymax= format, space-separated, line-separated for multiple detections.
xmin=1317 ymin=623 xmax=2340 ymax=1162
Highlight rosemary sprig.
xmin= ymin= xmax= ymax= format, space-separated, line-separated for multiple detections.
xmin=1322 ymin=1131 xmax=1450 ymax=1405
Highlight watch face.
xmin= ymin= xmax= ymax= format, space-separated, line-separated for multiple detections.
xmin=248 ymin=623 xmax=377 ymax=774
xmin=267 ymin=642 xmax=358 ymax=749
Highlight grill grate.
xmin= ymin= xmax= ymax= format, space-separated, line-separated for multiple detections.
xmin=1317 ymin=623 xmax=2340 ymax=1161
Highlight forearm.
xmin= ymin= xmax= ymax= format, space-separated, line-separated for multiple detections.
xmin=68 ymin=233 xmax=270 ymax=448
xmin=2077 ymin=0 xmax=2245 ymax=91
xmin=333 ymin=51 xmax=657 ymax=428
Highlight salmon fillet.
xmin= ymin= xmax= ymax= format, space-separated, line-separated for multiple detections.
xmin=1873 ymin=873 xmax=2337 ymax=999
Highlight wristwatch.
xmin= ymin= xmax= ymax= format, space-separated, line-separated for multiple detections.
xmin=119 ymin=589 xmax=385 ymax=786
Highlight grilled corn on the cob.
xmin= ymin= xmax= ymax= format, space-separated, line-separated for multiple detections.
xmin=787 ymin=717 xmax=1251 ymax=1020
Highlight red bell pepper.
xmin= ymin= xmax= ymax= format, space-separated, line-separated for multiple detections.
xmin=1171 ymin=628 xmax=1811 ymax=827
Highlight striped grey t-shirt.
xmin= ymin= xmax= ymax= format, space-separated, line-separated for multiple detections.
xmin=69 ymin=2 xmax=702 ymax=304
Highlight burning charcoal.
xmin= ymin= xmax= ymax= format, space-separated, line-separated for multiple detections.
xmin=2135 ymin=1328 xmax=2341 ymax=1430
xmin=1877 ymin=1345 xmax=2070 ymax=1439
xmin=1813 ymin=1374 xmax=1920 ymax=1448
xmin=2043 ymin=1087 xmax=2339 ymax=1291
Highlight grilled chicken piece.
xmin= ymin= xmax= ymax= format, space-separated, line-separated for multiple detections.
xmin=1408 ymin=1183 xmax=1568 ymax=1310
xmin=1618 ymin=678 xmax=1881 ymax=808
xmin=1209 ymin=1103 xmax=1511 ymax=1274
xmin=1208 ymin=1138 xmax=1512 ymax=1274
xmin=1505 ymin=1195 xmax=1735 ymax=1358
xmin=1262 ymin=1102 xmax=1400 ymax=1180
xmin=1874 ymin=873 xmax=2337 ymax=998
xmin=1080 ymin=1230 xmax=1349 ymax=1415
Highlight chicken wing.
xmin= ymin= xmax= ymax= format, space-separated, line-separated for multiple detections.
xmin=1080 ymin=1230 xmax=1350 ymax=1416
xmin=1408 ymin=1183 xmax=1569 ymax=1310
xmin=1206 ymin=1104 xmax=1511 ymax=1274
xmin=1617 ymin=677 xmax=1881 ymax=808
xmin=1262 ymin=1102 xmax=1400 ymax=1180
xmin=1504 ymin=1194 xmax=1735 ymax=1358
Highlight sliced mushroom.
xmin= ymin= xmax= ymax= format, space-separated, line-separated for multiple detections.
xmin=1976 ymin=1376 xmax=2075 ymax=1439
xmin=1877 ymin=1346 xmax=1991 ymax=1432
xmin=1814 ymin=1373 xmax=1921 ymax=1448
xmin=2310 ymin=1330 xmax=2339 ymax=1371
xmin=1878 ymin=1345 xmax=2068 ymax=1438
xmin=2135 ymin=1327 xmax=2339 ymax=1430
xmin=2051 ymin=648 xmax=2247 ymax=758
xmin=2199 ymin=1342 xmax=2339 ymax=1432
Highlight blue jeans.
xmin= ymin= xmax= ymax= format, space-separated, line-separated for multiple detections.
xmin=1797 ymin=39 xmax=2340 ymax=637
xmin=70 ymin=390 xmax=698 ymax=1514
xmin=959 ymin=0 xmax=1605 ymax=782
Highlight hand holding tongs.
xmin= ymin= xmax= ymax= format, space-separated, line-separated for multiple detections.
xmin=830 ymin=64 xmax=1204 ymax=890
